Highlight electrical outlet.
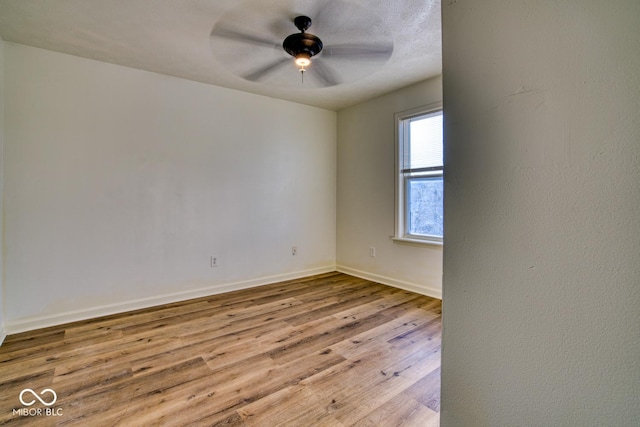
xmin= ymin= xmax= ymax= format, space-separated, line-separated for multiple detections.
xmin=369 ymin=247 xmax=376 ymax=257
xmin=210 ymin=256 xmax=218 ymax=267
xmin=292 ymin=246 xmax=297 ymax=256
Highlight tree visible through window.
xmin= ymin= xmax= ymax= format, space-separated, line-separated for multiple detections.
xmin=395 ymin=106 xmax=443 ymax=243
xmin=408 ymin=176 xmax=444 ymax=237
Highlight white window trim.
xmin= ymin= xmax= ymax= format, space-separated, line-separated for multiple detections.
xmin=394 ymin=102 xmax=443 ymax=247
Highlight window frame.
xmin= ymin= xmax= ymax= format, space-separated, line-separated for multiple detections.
xmin=393 ymin=103 xmax=444 ymax=247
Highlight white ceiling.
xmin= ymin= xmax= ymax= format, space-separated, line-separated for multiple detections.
xmin=0 ymin=0 xmax=441 ymax=111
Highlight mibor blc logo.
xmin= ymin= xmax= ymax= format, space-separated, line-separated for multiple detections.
xmin=13 ymin=388 xmax=63 ymax=417
xmin=19 ymin=388 xmax=57 ymax=406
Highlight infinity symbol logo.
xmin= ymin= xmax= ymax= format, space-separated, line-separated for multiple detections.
xmin=19 ymin=389 xmax=57 ymax=407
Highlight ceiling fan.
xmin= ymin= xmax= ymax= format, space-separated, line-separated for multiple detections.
xmin=210 ymin=12 xmax=393 ymax=87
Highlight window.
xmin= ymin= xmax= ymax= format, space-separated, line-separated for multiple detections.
xmin=395 ymin=104 xmax=443 ymax=245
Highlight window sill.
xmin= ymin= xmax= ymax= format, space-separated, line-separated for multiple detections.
xmin=392 ymin=236 xmax=443 ymax=247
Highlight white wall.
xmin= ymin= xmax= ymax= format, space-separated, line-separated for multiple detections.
xmin=0 ymin=36 xmax=5 ymax=343
xmin=441 ymin=1 xmax=640 ymax=425
xmin=3 ymin=43 xmax=337 ymax=333
xmin=336 ymin=77 xmax=442 ymax=298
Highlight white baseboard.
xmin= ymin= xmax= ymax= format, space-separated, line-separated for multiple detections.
xmin=336 ymin=265 xmax=442 ymax=300
xmin=0 ymin=332 xmax=6 ymax=347
xmin=4 ymin=265 xmax=336 ymax=335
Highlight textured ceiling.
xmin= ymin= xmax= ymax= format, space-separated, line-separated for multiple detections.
xmin=0 ymin=0 xmax=441 ymax=110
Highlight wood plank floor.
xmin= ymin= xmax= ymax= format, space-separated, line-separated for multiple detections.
xmin=0 ymin=272 xmax=441 ymax=426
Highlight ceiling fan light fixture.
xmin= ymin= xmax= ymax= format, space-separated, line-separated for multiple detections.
xmin=283 ymin=16 xmax=323 ymax=81
xmin=294 ymin=53 xmax=311 ymax=68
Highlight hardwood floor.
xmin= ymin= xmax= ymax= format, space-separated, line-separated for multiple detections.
xmin=0 ymin=272 xmax=441 ymax=426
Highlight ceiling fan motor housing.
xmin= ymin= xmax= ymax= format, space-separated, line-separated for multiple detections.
xmin=283 ymin=16 xmax=323 ymax=60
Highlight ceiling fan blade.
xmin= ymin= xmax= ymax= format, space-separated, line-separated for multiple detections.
xmin=310 ymin=60 xmax=340 ymax=87
xmin=322 ymin=43 xmax=394 ymax=59
xmin=211 ymin=25 xmax=280 ymax=49
xmin=311 ymin=0 xmax=340 ymax=33
xmin=244 ymin=57 xmax=290 ymax=81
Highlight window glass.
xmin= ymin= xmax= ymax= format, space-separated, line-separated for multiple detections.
xmin=408 ymin=115 xmax=443 ymax=170
xmin=408 ymin=176 xmax=444 ymax=237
